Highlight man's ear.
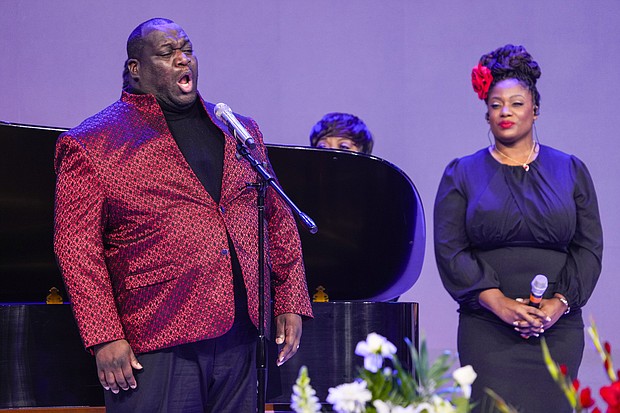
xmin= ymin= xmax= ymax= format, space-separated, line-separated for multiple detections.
xmin=127 ymin=59 xmax=139 ymax=80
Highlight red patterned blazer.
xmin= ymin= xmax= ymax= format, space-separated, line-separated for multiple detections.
xmin=53 ymin=91 xmax=313 ymax=354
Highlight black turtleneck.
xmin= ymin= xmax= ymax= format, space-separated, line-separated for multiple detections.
xmin=159 ymin=99 xmax=225 ymax=203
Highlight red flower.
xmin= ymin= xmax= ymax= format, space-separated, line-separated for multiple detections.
xmin=471 ymin=63 xmax=493 ymax=100
xmin=560 ymin=364 xmax=569 ymax=376
xmin=600 ymin=381 xmax=620 ymax=409
xmin=573 ymin=378 xmax=581 ymax=391
xmin=580 ymin=387 xmax=595 ymax=408
xmin=592 ymin=408 xmax=601 ymax=413
xmin=605 ymin=342 xmax=612 ymax=354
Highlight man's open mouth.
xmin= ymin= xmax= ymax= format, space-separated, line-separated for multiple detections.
xmin=178 ymin=73 xmax=193 ymax=93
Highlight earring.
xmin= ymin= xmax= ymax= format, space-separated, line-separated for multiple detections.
xmin=533 ymin=122 xmax=541 ymax=144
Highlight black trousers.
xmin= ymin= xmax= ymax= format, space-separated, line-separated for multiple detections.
xmin=104 ymin=313 xmax=258 ymax=413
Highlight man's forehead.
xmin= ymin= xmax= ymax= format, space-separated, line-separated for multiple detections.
xmin=142 ymin=23 xmax=189 ymax=43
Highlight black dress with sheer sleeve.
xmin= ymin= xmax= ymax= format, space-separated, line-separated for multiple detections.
xmin=434 ymin=145 xmax=603 ymax=413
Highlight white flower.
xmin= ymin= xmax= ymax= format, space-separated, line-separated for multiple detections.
xmin=326 ymin=380 xmax=372 ymax=413
xmin=355 ymin=332 xmax=398 ymax=373
xmin=430 ymin=395 xmax=456 ymax=413
xmin=373 ymin=400 xmax=417 ymax=413
xmin=291 ymin=385 xmax=321 ymax=413
xmin=393 ymin=406 xmax=417 ymax=413
xmin=373 ymin=400 xmax=393 ymax=413
xmin=411 ymin=402 xmax=434 ymax=413
xmin=291 ymin=366 xmax=321 ymax=413
xmin=452 ymin=365 xmax=477 ymax=399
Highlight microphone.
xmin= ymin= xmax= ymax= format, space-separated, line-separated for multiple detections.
xmin=214 ymin=103 xmax=256 ymax=149
xmin=529 ymin=274 xmax=548 ymax=308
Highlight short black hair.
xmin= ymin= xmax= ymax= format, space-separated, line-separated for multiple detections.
xmin=126 ymin=18 xmax=175 ymax=60
xmin=309 ymin=113 xmax=374 ymax=154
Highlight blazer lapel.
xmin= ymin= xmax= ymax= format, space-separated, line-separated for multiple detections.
xmin=203 ymin=100 xmax=254 ymax=207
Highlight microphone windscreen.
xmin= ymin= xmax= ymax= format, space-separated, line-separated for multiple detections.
xmin=214 ymin=102 xmax=230 ymax=120
xmin=531 ymin=274 xmax=548 ymax=296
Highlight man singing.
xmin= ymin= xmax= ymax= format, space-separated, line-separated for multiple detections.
xmin=53 ymin=18 xmax=312 ymax=413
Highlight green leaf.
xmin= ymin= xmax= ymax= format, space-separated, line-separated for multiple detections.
xmin=484 ymin=388 xmax=519 ymax=413
xmin=540 ymin=339 xmax=560 ymax=381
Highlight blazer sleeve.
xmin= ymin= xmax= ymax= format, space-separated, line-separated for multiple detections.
xmin=247 ymin=119 xmax=313 ymax=319
xmin=54 ymin=134 xmax=125 ymax=349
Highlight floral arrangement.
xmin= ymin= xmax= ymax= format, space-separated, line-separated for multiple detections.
xmin=471 ymin=63 xmax=493 ymax=100
xmin=291 ymin=332 xmax=477 ymax=413
xmin=542 ymin=320 xmax=619 ymax=412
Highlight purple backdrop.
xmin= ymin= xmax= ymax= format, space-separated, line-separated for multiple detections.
xmin=1 ymin=0 xmax=618 ymax=402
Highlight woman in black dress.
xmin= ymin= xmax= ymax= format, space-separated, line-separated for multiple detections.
xmin=434 ymin=44 xmax=603 ymax=412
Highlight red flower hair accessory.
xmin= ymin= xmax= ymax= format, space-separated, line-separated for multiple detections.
xmin=471 ymin=63 xmax=493 ymax=100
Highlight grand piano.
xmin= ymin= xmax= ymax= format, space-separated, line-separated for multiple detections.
xmin=0 ymin=121 xmax=424 ymax=409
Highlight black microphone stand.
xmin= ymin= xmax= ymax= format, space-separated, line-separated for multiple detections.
xmin=235 ymin=142 xmax=317 ymax=413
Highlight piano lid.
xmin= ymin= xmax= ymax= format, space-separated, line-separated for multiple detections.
xmin=0 ymin=122 xmax=67 ymax=303
xmin=266 ymin=145 xmax=425 ymax=301
xmin=0 ymin=122 xmax=424 ymax=303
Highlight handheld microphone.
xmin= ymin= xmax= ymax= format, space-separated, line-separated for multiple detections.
xmin=214 ymin=103 xmax=256 ymax=149
xmin=529 ymin=274 xmax=548 ymax=308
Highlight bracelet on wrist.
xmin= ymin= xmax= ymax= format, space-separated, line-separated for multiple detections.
xmin=556 ymin=296 xmax=570 ymax=315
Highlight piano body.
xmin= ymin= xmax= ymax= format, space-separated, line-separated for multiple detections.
xmin=0 ymin=121 xmax=424 ymax=408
